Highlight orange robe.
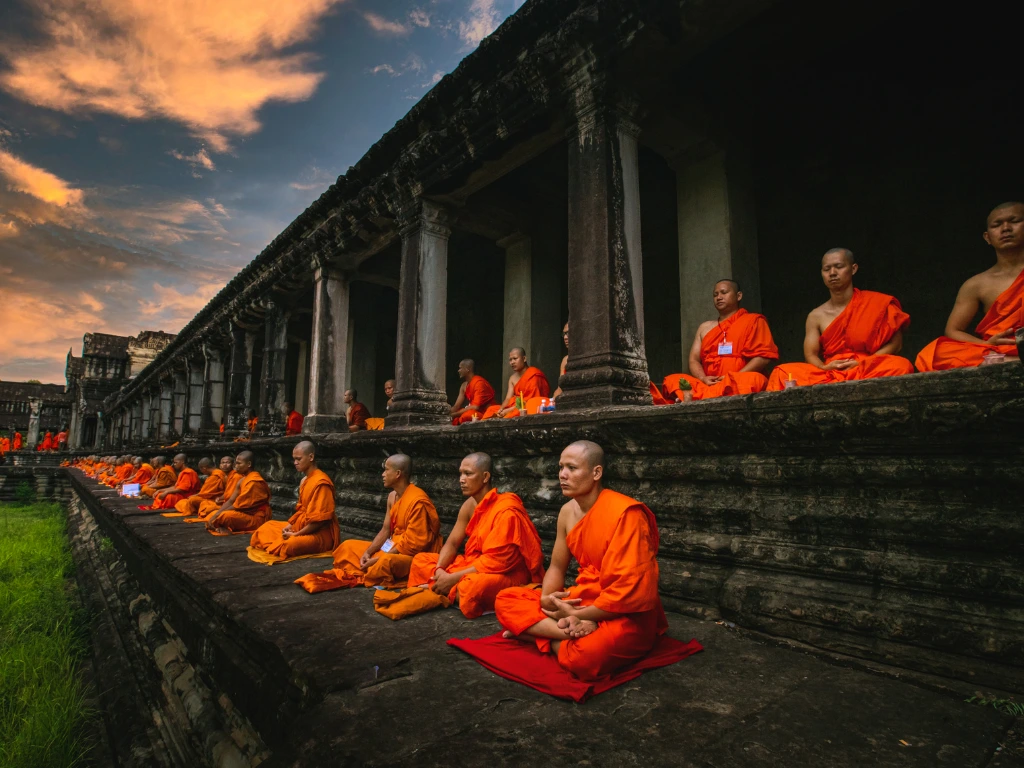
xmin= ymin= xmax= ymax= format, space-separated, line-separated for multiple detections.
xmin=56 ymin=431 xmax=67 ymax=449
xmin=104 ymin=463 xmax=134 ymax=487
xmin=142 ymin=465 xmax=177 ymax=498
xmin=152 ymin=467 xmax=200 ymax=509
xmin=482 ymin=367 xmax=551 ymax=419
xmin=915 ymin=269 xmax=1023 ymax=371
xmin=452 ymin=375 xmax=497 ymax=425
xmin=13 ymin=433 xmax=22 ymax=451
xmin=126 ymin=464 xmax=155 ymax=488
xmin=296 ymin=484 xmax=442 ymax=592
xmin=663 ymin=309 xmax=779 ymax=401
xmin=194 ymin=470 xmax=241 ymax=520
xmin=174 ymin=469 xmax=227 ymax=516
xmin=408 ymin=489 xmax=544 ymax=618
xmin=250 ymin=469 xmax=339 ymax=558
xmin=40 ymin=433 xmax=53 ymax=451
xmin=209 ymin=471 xmax=272 ymax=533
xmin=285 ymin=411 xmax=304 ymax=435
xmin=767 ymin=289 xmax=913 ymax=390
xmin=347 ymin=402 xmax=370 ymax=430
xmin=0 ymin=437 xmax=9 ymax=455
xmin=495 ymin=489 xmax=665 ymax=681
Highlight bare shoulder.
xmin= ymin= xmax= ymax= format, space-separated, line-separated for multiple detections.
xmin=458 ymin=496 xmax=476 ymax=520
xmin=696 ymin=319 xmax=717 ymax=338
xmin=807 ymin=303 xmax=829 ymax=327
xmin=386 ymin=489 xmax=397 ymax=508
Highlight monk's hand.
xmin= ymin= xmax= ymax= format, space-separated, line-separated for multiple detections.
xmin=541 ymin=593 xmax=582 ymax=621
xmin=281 ymin=524 xmax=294 ymax=539
xmin=540 ymin=590 xmax=580 ymax=612
xmin=989 ymin=332 xmax=1016 ymax=346
xmin=432 ymin=571 xmax=460 ymax=595
xmin=359 ymin=549 xmax=373 ymax=569
xmin=823 ymin=358 xmax=857 ymax=371
xmin=702 ymin=375 xmax=724 ymax=385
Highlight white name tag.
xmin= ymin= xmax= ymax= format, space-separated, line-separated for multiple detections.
xmin=717 ymin=342 xmax=733 ymax=355
xmin=380 ymin=538 xmax=395 ymax=553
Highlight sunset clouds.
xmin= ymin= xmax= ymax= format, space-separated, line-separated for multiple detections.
xmin=0 ymin=149 xmax=84 ymax=207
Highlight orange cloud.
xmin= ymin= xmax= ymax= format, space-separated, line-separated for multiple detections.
xmin=363 ymin=12 xmax=411 ymax=35
xmin=0 ymin=0 xmax=348 ymax=152
xmin=0 ymin=149 xmax=84 ymax=207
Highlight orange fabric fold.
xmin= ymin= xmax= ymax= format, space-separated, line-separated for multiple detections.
xmin=453 ymin=375 xmax=497 ymax=425
xmin=495 ymin=489 xmax=665 ymax=681
xmin=348 ymin=402 xmax=371 ymax=430
xmin=142 ymin=465 xmax=177 ymax=498
xmin=768 ymin=290 xmax=913 ymax=389
xmin=482 ymin=367 xmax=551 ymax=419
xmin=208 ymin=471 xmax=271 ymax=534
xmin=285 ymin=410 xmax=304 ymax=435
xmin=152 ymin=467 xmax=200 ymax=509
xmin=408 ymin=489 xmax=545 ymax=618
xmin=193 ymin=470 xmax=240 ymax=519
xmin=249 ymin=468 xmax=339 ymax=561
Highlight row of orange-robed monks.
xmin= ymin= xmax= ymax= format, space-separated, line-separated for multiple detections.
xmin=72 ymin=439 xmax=665 ymax=682
xmin=0 ymin=429 xmax=65 ymax=457
xmin=446 ymin=202 xmax=1023 ymax=418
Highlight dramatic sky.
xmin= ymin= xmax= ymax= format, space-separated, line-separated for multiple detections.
xmin=0 ymin=0 xmax=524 ymax=384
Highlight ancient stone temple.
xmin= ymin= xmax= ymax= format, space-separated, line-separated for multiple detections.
xmin=0 ymin=381 xmax=69 ymax=440
xmin=42 ymin=0 xmax=1022 ymax=763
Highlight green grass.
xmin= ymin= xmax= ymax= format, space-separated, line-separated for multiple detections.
xmin=0 ymin=502 xmax=90 ymax=768
xmin=966 ymin=695 xmax=1024 ymax=717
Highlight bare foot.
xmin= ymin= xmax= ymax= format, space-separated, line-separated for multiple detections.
xmin=502 ymin=630 xmax=529 ymax=642
xmin=562 ymin=616 xmax=598 ymax=638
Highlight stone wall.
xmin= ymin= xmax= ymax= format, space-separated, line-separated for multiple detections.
xmin=164 ymin=364 xmax=1024 ymax=693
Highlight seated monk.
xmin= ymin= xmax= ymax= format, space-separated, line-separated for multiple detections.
xmin=495 ymin=441 xmax=667 ymax=681
xmin=173 ymin=457 xmax=227 ymax=516
xmin=767 ymin=248 xmax=913 ymax=390
xmin=204 ymin=451 xmax=272 ymax=535
xmin=482 ymin=348 xmax=551 ymax=419
xmin=552 ymin=323 xmax=569 ymax=400
xmin=662 ymin=279 xmax=778 ymax=401
xmin=450 ymin=359 xmax=496 ymax=425
xmin=0 ymin=435 xmax=10 ymax=457
xmin=191 ymin=457 xmax=240 ymax=520
xmin=284 ymin=401 xmax=304 ymax=435
xmin=344 ymin=389 xmax=370 ymax=431
xmin=105 ymin=457 xmax=135 ymax=487
xmin=118 ymin=457 xmax=154 ymax=490
xmin=152 ymin=454 xmax=200 ymax=509
xmin=296 ymin=454 xmax=442 ymax=591
xmin=13 ymin=431 xmax=22 ymax=451
xmin=250 ymin=441 xmax=339 ymax=560
xmin=384 ymin=379 xmax=396 ymax=412
xmin=916 ymin=202 xmax=1024 ymax=371
xmin=141 ymin=456 xmax=176 ymax=499
xmin=39 ymin=432 xmax=53 ymax=452
xmin=408 ymin=452 xmax=544 ymax=618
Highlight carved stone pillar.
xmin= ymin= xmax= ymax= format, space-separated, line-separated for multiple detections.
xmin=201 ymin=343 xmax=226 ymax=433
xmin=172 ymin=368 xmax=187 ymax=436
xmin=27 ymin=398 xmax=42 ymax=447
xmin=388 ymin=200 xmax=451 ymax=427
xmin=96 ymin=413 xmax=107 ymax=449
xmin=225 ymin=322 xmax=255 ymax=432
xmin=140 ymin=393 xmax=152 ymax=439
xmin=557 ymin=78 xmax=651 ymax=409
xmin=305 ymin=255 xmax=351 ymax=433
xmin=258 ymin=300 xmax=290 ymax=434
xmin=159 ymin=379 xmax=173 ymax=439
xmin=185 ymin=355 xmax=204 ymax=434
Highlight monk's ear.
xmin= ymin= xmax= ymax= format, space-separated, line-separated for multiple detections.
xmin=592 ymin=464 xmax=604 ymax=482
xmin=850 ymin=262 xmax=859 ymax=276
xmin=735 ymin=290 xmax=743 ymax=303
xmin=482 ymin=470 xmax=491 ymax=486
xmin=983 ymin=231 xmax=993 ymax=247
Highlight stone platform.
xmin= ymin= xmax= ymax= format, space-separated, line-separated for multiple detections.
xmin=67 ymin=466 xmax=1023 ymax=767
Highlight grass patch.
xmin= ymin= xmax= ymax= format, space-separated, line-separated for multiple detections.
xmin=966 ymin=695 xmax=1024 ymax=717
xmin=0 ymin=502 xmax=90 ymax=768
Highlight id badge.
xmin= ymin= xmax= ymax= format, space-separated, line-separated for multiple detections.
xmin=380 ymin=538 xmax=395 ymax=553
xmin=717 ymin=342 xmax=733 ymax=355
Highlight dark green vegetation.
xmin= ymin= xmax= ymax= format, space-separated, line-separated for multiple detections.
xmin=0 ymin=502 xmax=89 ymax=768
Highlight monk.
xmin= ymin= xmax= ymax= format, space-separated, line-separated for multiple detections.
xmin=662 ymin=280 xmax=778 ymax=401
xmin=408 ymin=452 xmax=544 ymax=618
xmin=13 ymin=431 xmax=22 ymax=451
xmin=173 ymin=457 xmax=229 ymax=516
xmin=296 ymin=454 xmax=442 ymax=591
xmin=249 ymin=441 xmax=339 ymax=560
xmin=0 ymin=435 xmax=9 ymax=457
xmin=482 ymin=348 xmax=551 ymax=419
xmin=450 ymin=359 xmax=496 ymax=425
xmin=283 ymin=402 xmax=304 ymax=435
xmin=39 ymin=432 xmax=53 ymax=451
xmin=205 ymin=451 xmax=272 ymax=535
xmin=552 ymin=323 xmax=569 ymax=400
xmin=495 ymin=441 xmax=667 ymax=681
xmin=56 ymin=429 xmax=68 ymax=450
xmin=192 ymin=457 xmax=240 ymax=520
xmin=767 ymin=248 xmax=913 ymax=390
xmin=152 ymin=454 xmax=200 ymax=509
xmin=345 ymin=389 xmax=370 ymax=432
xmin=141 ymin=456 xmax=176 ymax=499
xmin=104 ymin=456 xmax=135 ymax=487
xmin=119 ymin=457 xmax=154 ymax=490
xmin=916 ymin=202 xmax=1024 ymax=371
xmin=384 ymin=379 xmax=396 ymax=411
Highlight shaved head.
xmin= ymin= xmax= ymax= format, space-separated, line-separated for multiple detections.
xmin=174 ymin=453 xmax=186 ymax=462
xmin=237 ymin=450 xmax=254 ymax=464
xmin=460 ymin=358 xmax=475 ymax=369
xmin=387 ymin=453 xmax=411 ymax=477
xmin=464 ymin=451 xmax=492 ymax=474
xmin=566 ymin=440 xmax=604 ymax=470
xmin=295 ymin=440 xmax=317 ymax=457
xmin=823 ymin=247 xmax=855 ymax=265
xmin=988 ymin=201 xmax=1024 ymax=223
xmin=198 ymin=457 xmax=212 ymax=469
xmin=715 ymin=278 xmax=740 ymax=292
xmin=511 ymin=347 xmax=526 ymax=358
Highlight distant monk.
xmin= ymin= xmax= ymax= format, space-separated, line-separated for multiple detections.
xmin=296 ymin=454 xmax=441 ymax=592
xmin=205 ymin=451 xmax=271 ymax=535
xmin=56 ymin=429 xmax=68 ymax=450
xmin=384 ymin=379 xmax=396 ymax=411
xmin=191 ymin=457 xmax=240 ymax=520
xmin=450 ymin=359 xmax=496 ymax=425
xmin=247 ymin=409 xmax=258 ymax=435
xmin=482 ymin=348 xmax=551 ymax=419
xmin=345 ymin=389 xmax=370 ymax=432
xmin=552 ymin=323 xmax=569 ymax=400
xmin=0 ymin=435 xmax=9 ymax=457
xmin=141 ymin=456 xmax=176 ymax=499
xmin=13 ymin=431 xmax=22 ymax=451
xmin=767 ymin=248 xmax=913 ymax=390
xmin=662 ymin=280 xmax=778 ymax=401
xmin=495 ymin=441 xmax=667 ymax=681
xmin=104 ymin=456 xmax=135 ymax=487
xmin=120 ymin=457 xmax=154 ymax=490
xmin=249 ymin=441 xmax=339 ymax=561
xmin=408 ymin=452 xmax=544 ymax=618
xmin=170 ymin=458 xmax=222 ymax=515
xmin=916 ymin=202 xmax=1024 ymax=371
xmin=152 ymin=454 xmax=200 ymax=509
xmin=284 ymin=402 xmax=304 ymax=435
xmin=39 ymin=432 xmax=53 ymax=451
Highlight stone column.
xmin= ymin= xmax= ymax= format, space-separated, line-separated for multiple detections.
xmin=305 ymin=257 xmax=351 ymax=433
xmin=68 ymin=399 xmax=81 ymax=449
xmin=557 ymin=81 xmax=651 ymax=409
xmin=201 ymin=343 xmax=226 ymax=432
xmin=95 ymin=413 xmax=107 ymax=449
xmin=159 ymin=379 xmax=173 ymax=439
xmin=388 ymin=200 xmax=451 ymax=427
xmin=141 ymin=393 xmax=152 ymax=439
xmin=172 ymin=369 xmax=187 ymax=435
xmin=674 ymin=148 xmax=760 ymax=356
xmin=225 ymin=322 xmax=255 ymax=431
xmin=499 ymin=233 xmax=533 ymax=362
xmin=150 ymin=389 xmax=162 ymax=439
xmin=130 ymin=402 xmax=141 ymax=443
xmin=258 ymin=300 xmax=290 ymax=434
xmin=185 ymin=356 xmax=204 ymax=434
xmin=27 ymin=397 xmax=42 ymax=448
